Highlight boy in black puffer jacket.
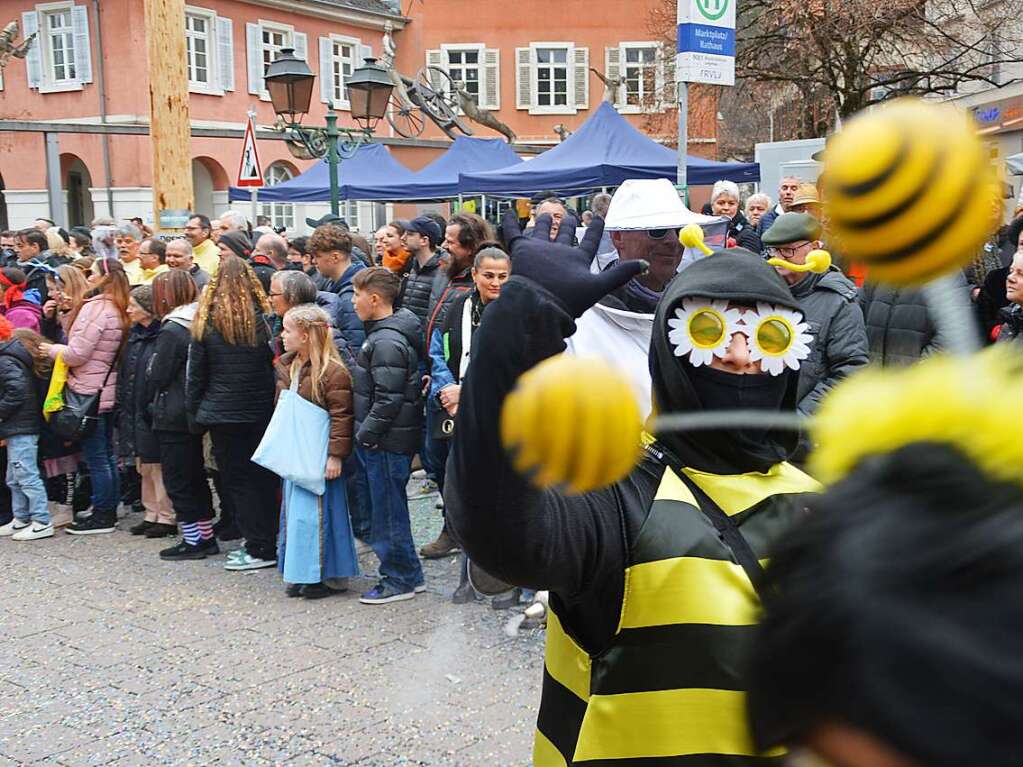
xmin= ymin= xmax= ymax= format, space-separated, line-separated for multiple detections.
xmin=351 ymin=267 xmax=425 ymax=605
xmin=0 ymin=324 xmax=53 ymax=540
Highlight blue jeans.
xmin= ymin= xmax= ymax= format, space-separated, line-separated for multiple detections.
xmin=344 ymin=450 xmax=372 ymax=542
xmin=80 ymin=412 xmax=119 ymax=514
xmin=423 ymin=404 xmax=452 ymax=495
xmin=6 ymin=434 xmax=48 ymax=524
xmin=361 ymin=447 xmax=423 ymax=592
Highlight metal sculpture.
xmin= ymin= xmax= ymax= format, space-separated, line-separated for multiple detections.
xmin=590 ymin=67 xmax=625 ymax=106
xmin=452 ymin=82 xmax=517 ymax=143
xmin=386 ymin=65 xmax=473 ymax=140
xmin=0 ymin=20 xmax=34 ymax=71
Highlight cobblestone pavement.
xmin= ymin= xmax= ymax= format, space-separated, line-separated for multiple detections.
xmin=0 ymin=489 xmax=543 ymax=766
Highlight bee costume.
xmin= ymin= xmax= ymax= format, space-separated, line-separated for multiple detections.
xmin=446 ymin=215 xmax=821 ymax=766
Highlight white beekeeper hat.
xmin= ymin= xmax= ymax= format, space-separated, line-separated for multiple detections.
xmin=604 ymin=179 xmax=718 ymax=230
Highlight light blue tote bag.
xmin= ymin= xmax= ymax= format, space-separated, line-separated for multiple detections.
xmin=252 ymin=382 xmax=330 ymax=496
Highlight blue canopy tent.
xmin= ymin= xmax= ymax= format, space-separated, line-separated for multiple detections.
xmin=348 ymin=136 xmax=523 ymax=201
xmin=227 ymin=143 xmax=417 ymax=202
xmin=458 ymin=102 xmax=760 ymax=196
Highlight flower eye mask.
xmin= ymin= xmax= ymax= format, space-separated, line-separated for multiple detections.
xmin=667 ymin=298 xmax=813 ymax=375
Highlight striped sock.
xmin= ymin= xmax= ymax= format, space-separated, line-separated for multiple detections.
xmin=181 ymin=522 xmax=200 ymax=545
xmin=196 ymin=519 xmax=214 ymax=541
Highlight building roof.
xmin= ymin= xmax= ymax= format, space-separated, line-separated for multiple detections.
xmin=317 ymin=0 xmax=403 ymax=18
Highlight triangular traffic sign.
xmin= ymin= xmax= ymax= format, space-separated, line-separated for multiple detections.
xmin=236 ymin=117 xmax=264 ymax=187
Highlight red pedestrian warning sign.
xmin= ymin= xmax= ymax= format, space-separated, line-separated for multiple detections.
xmin=236 ymin=116 xmax=263 ymax=187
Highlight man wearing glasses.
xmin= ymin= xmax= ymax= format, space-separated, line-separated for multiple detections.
xmin=567 ymin=179 xmax=723 ymax=418
xmin=183 ymin=215 xmax=221 ymax=276
xmin=762 ymin=213 xmax=868 ymax=426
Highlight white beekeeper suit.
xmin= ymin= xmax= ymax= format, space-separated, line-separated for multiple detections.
xmin=567 ymin=179 xmax=727 ymax=419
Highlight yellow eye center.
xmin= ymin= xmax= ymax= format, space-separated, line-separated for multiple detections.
xmin=689 ymin=309 xmax=726 ymax=348
xmin=757 ymin=318 xmax=793 ymax=355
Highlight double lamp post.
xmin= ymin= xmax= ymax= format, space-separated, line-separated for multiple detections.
xmin=263 ymin=49 xmax=395 ymax=217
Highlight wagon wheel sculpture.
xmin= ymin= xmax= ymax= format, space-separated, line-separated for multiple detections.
xmin=385 ymin=66 xmax=474 ymax=140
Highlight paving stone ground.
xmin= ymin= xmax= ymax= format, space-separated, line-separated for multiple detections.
xmin=0 ymin=489 xmax=543 ymax=766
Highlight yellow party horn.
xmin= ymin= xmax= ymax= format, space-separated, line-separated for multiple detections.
xmin=679 ymin=223 xmax=713 ymax=255
xmin=766 ymin=249 xmax=832 ymax=274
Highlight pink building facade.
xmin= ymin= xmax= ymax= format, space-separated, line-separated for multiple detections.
xmin=0 ymin=0 xmax=716 ymax=234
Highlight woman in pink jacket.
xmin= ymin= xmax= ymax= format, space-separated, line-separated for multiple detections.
xmin=41 ymin=259 xmax=129 ymax=534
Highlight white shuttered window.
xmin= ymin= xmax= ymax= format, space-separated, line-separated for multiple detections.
xmin=425 ymin=45 xmax=500 ymax=110
xmin=515 ymin=43 xmax=589 ymax=115
xmin=247 ymin=20 xmax=306 ymax=100
xmin=25 ymin=2 xmax=93 ymax=93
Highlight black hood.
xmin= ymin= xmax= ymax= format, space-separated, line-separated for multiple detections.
xmin=367 ymin=307 xmax=425 ymax=356
xmin=650 ymin=248 xmax=803 ymax=474
xmin=0 ymin=339 xmax=33 ymax=369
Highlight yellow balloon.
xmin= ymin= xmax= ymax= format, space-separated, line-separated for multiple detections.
xmin=500 ymin=356 xmax=643 ymax=495
xmin=766 ymin=249 xmax=832 ymax=274
xmin=822 ymin=98 xmax=1001 ymax=286
xmin=679 ymin=223 xmax=713 ymax=255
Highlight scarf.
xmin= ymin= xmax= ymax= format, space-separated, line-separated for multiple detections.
xmin=0 ymin=271 xmax=26 ymax=308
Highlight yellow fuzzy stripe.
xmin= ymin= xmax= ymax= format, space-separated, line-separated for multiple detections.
xmin=545 ymin=609 xmax=591 ymax=702
xmin=621 ymin=557 xmax=759 ymax=629
xmin=574 ymin=688 xmax=784 ymax=761
xmin=683 ymin=462 xmax=822 ymax=516
xmin=533 ymin=730 xmax=569 ymax=767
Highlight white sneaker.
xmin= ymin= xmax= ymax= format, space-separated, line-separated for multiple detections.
xmin=12 ymin=522 xmax=54 ymax=541
xmin=0 ymin=519 xmax=30 ymax=537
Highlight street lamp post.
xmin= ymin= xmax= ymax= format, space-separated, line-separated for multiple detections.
xmin=264 ymin=49 xmax=394 ymax=218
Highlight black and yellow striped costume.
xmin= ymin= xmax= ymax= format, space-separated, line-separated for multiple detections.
xmin=535 ymin=460 xmax=821 ymax=766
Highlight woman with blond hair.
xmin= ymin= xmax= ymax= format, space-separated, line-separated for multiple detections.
xmin=274 ymin=303 xmax=359 ymax=598
xmin=41 ymin=258 xmax=130 ymax=534
xmin=186 ymin=255 xmax=279 ymax=570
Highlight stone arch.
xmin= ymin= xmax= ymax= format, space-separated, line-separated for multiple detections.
xmin=191 ymin=157 xmax=230 ymax=218
xmin=60 ymin=153 xmax=94 ymax=228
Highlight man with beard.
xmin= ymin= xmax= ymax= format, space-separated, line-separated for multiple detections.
xmin=418 ymin=212 xmax=493 ymax=560
xmin=115 ymin=224 xmax=144 ymax=285
xmin=446 ymin=212 xmax=821 ymax=766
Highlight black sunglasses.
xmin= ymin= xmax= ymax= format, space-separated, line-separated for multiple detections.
xmin=646 ymin=228 xmax=679 ymax=241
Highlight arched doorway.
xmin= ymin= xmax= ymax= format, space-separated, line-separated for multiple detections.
xmin=192 ymin=157 xmax=230 ymax=217
xmin=60 ymin=154 xmax=94 ymax=229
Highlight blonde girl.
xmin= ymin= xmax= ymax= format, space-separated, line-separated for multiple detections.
xmin=275 ymin=303 xmax=359 ymax=599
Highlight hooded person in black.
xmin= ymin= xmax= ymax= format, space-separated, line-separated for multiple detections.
xmin=446 ymin=214 xmax=821 ymax=766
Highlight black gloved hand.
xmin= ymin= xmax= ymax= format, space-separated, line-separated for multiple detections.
xmin=501 ymin=210 xmax=647 ymax=318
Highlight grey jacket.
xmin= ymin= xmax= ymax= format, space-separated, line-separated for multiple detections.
xmin=789 ymin=268 xmax=869 ymax=415
xmin=859 ymin=279 xmax=964 ymax=366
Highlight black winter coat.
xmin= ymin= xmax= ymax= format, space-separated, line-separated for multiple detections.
xmin=0 ymin=339 xmax=43 ymax=439
xmin=186 ymin=314 xmax=276 ymax=426
xmin=353 ymin=308 xmax=424 ymax=454
xmin=860 ymin=282 xmax=950 ymax=366
xmin=148 ymin=311 xmax=199 ymax=433
xmin=248 ymin=257 xmax=276 ymax=294
xmin=729 ymin=212 xmax=762 ymax=253
xmin=425 ymin=266 xmax=474 ymax=360
xmin=398 ymin=250 xmax=443 ymax=338
xmin=117 ymin=321 xmax=162 ymax=462
xmin=997 ymin=304 xmax=1023 ymax=344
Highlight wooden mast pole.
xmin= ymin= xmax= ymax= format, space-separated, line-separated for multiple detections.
xmin=144 ymin=0 xmax=193 ymax=230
